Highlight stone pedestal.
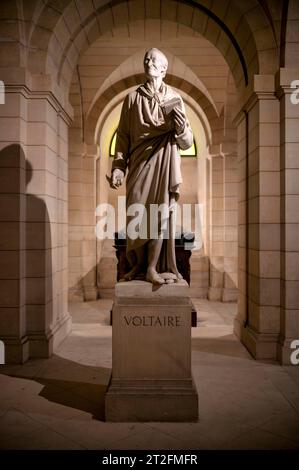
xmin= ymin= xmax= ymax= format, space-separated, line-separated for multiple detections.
xmin=105 ymin=280 xmax=198 ymax=422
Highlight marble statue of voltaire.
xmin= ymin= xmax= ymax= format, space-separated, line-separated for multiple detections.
xmin=108 ymin=48 xmax=193 ymax=285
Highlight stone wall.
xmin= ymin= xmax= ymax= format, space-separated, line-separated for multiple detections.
xmin=0 ymin=85 xmax=72 ymax=363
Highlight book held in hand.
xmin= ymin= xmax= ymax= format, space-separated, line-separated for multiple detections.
xmin=160 ymin=97 xmax=182 ymax=117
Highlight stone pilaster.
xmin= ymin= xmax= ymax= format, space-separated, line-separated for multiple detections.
xmin=0 ymin=93 xmax=28 ymax=362
xmin=276 ymin=68 xmax=299 ymax=363
xmin=234 ymin=75 xmax=281 ymax=360
xmin=0 ymin=81 xmax=72 ymax=362
xmin=208 ymin=151 xmax=224 ymax=301
xmin=26 ymin=91 xmax=72 ymax=357
xmin=68 ymin=141 xmax=98 ymax=302
xmin=222 ymin=152 xmax=238 ymax=302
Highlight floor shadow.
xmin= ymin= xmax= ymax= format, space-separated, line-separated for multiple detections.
xmin=192 ymin=334 xmax=253 ymax=360
xmin=36 ymin=378 xmax=107 ymax=420
xmin=1 ymin=355 xmax=111 ymax=421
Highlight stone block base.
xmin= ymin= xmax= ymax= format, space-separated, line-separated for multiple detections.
xmin=222 ymin=288 xmax=238 ymax=302
xmin=105 ymin=379 xmax=198 ymax=422
xmin=1 ymin=336 xmax=29 ymax=364
xmin=234 ymin=318 xmax=278 ymax=360
xmin=29 ymin=333 xmax=53 ymax=358
xmin=208 ymin=287 xmax=222 ymax=301
xmin=68 ymin=288 xmax=84 ymax=303
xmin=52 ymin=313 xmax=72 ymax=351
xmin=105 ymin=280 xmax=198 ymax=422
xmin=98 ymin=288 xmax=115 ymax=299
xmin=83 ymin=286 xmax=98 ymax=301
xmin=1 ymin=313 xmax=72 ymax=364
xmin=29 ymin=313 xmax=72 ymax=358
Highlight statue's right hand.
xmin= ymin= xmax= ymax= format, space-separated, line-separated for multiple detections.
xmin=111 ymin=168 xmax=125 ymax=189
xmin=173 ymin=106 xmax=186 ymax=135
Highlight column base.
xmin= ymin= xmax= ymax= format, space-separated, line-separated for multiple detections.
xmin=222 ymin=288 xmax=238 ymax=302
xmin=234 ymin=318 xmax=278 ymax=360
xmin=83 ymin=286 xmax=98 ymax=301
xmin=28 ymin=312 xmax=72 ymax=358
xmin=53 ymin=312 xmax=72 ymax=350
xmin=28 ymin=332 xmax=53 ymax=358
xmin=1 ymin=335 xmax=30 ymax=364
xmin=208 ymin=287 xmax=222 ymax=301
xmin=105 ymin=379 xmax=198 ymax=422
xmin=98 ymin=288 xmax=115 ymax=299
xmin=68 ymin=288 xmax=84 ymax=303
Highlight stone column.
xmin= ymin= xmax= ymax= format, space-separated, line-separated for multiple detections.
xmin=234 ymin=112 xmax=247 ymax=334
xmin=234 ymin=76 xmax=281 ymax=360
xmin=222 ymin=152 xmax=238 ymax=302
xmin=276 ymin=68 xmax=299 ymax=363
xmin=68 ymin=141 xmax=85 ymax=302
xmin=0 ymin=84 xmax=72 ymax=362
xmin=0 ymin=89 xmax=28 ymax=362
xmin=208 ymin=150 xmax=224 ymax=301
xmin=26 ymin=93 xmax=72 ymax=357
xmin=68 ymin=142 xmax=98 ymax=301
xmin=81 ymin=145 xmax=98 ymax=301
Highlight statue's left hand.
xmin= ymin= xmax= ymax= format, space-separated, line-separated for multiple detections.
xmin=110 ymin=168 xmax=125 ymax=189
xmin=173 ymin=106 xmax=186 ymax=134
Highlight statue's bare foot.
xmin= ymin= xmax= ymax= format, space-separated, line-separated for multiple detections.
xmin=124 ymin=265 xmax=142 ymax=281
xmin=146 ymin=268 xmax=165 ymax=285
xmin=160 ymin=272 xmax=177 ymax=281
xmin=173 ymin=268 xmax=183 ymax=280
xmin=160 ymin=270 xmax=183 ymax=282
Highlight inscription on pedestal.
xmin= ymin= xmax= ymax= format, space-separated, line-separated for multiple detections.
xmin=123 ymin=315 xmax=181 ymax=327
xmin=105 ymin=281 xmax=198 ymax=421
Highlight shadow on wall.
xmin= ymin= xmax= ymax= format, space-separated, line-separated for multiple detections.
xmin=0 ymin=144 xmax=54 ymax=362
xmin=26 ymin=158 xmax=54 ymax=357
xmin=69 ymin=266 xmax=98 ymax=302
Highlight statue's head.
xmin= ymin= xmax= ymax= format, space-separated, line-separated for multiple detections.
xmin=144 ymin=48 xmax=168 ymax=80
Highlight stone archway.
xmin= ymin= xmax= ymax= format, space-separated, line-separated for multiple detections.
xmin=26 ymin=0 xmax=279 ymax=92
xmin=57 ymin=2 xmax=293 ymax=363
xmin=1 ymin=0 xmax=299 ymax=364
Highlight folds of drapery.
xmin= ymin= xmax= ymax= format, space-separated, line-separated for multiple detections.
xmin=112 ymin=82 xmax=193 ymax=271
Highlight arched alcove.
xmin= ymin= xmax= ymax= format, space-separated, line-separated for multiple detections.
xmin=2 ymin=0 xmax=299 ymax=366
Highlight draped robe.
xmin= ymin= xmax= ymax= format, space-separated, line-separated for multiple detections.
xmin=112 ymin=81 xmax=193 ymax=274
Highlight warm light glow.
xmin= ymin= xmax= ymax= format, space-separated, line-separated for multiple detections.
xmin=180 ymin=141 xmax=196 ymax=156
xmin=110 ymin=130 xmax=197 ymax=157
xmin=110 ymin=130 xmax=117 ymax=156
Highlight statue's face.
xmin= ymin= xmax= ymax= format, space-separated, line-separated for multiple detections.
xmin=144 ymin=50 xmax=167 ymax=79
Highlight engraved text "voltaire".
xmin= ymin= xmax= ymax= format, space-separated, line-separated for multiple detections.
xmin=124 ymin=315 xmax=181 ymax=327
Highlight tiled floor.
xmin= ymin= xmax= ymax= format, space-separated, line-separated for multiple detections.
xmin=1 ymin=298 xmax=299 ymax=450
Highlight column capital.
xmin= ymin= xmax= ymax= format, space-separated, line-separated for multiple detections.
xmin=275 ymin=67 xmax=299 ymax=97
xmin=209 ymin=142 xmax=237 ymax=157
xmin=208 ymin=144 xmax=222 ymax=157
xmin=221 ymin=143 xmax=237 ymax=156
xmin=1 ymin=67 xmax=73 ymax=124
xmin=234 ymin=74 xmax=277 ymax=121
xmin=85 ymin=144 xmax=99 ymax=157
